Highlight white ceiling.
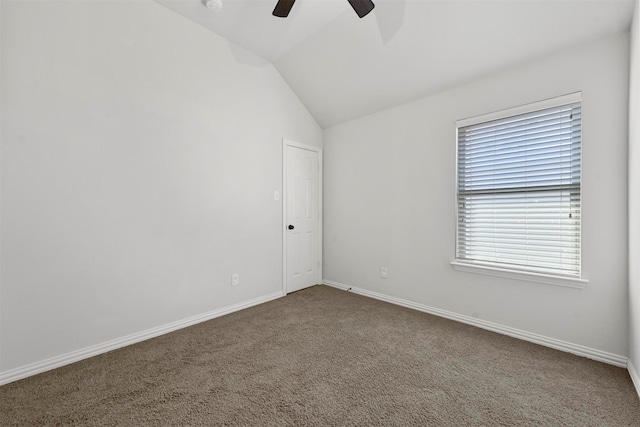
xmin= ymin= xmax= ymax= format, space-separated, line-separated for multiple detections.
xmin=155 ymin=0 xmax=636 ymax=128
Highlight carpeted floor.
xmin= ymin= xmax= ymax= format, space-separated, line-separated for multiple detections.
xmin=1 ymin=285 xmax=639 ymax=426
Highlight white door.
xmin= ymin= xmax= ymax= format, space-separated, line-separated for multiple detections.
xmin=285 ymin=143 xmax=321 ymax=293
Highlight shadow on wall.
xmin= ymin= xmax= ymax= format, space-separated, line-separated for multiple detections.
xmin=375 ymin=0 xmax=407 ymax=44
xmin=225 ymin=0 xmax=280 ymax=67
xmin=227 ymin=0 xmax=409 ymax=65
xmin=227 ymin=40 xmax=272 ymax=67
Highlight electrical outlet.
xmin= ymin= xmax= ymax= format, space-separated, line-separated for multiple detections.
xmin=232 ymin=273 xmax=239 ymax=286
xmin=380 ymin=267 xmax=388 ymax=279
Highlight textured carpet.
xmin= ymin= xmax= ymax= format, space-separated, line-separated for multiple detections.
xmin=1 ymin=285 xmax=639 ymax=426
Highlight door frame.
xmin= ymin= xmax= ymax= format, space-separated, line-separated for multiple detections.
xmin=282 ymin=139 xmax=323 ymax=295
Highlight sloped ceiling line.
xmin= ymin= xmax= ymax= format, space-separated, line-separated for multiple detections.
xmin=155 ymin=0 xmax=635 ymax=128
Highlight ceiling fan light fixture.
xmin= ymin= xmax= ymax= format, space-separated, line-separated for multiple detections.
xmin=203 ymin=0 xmax=223 ymax=13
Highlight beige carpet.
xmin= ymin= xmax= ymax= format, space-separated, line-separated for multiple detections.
xmin=1 ymin=285 xmax=639 ymax=426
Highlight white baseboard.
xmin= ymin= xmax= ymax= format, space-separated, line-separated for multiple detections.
xmin=0 ymin=291 xmax=284 ymax=386
xmin=628 ymin=360 xmax=640 ymax=400
xmin=323 ymin=280 xmax=628 ymax=368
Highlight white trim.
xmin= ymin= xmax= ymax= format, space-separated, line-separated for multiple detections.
xmin=323 ymin=280 xmax=627 ymax=367
xmin=456 ymin=91 xmax=583 ymax=127
xmin=318 ymin=150 xmax=323 ymax=288
xmin=450 ymin=261 xmax=588 ymax=289
xmin=282 ymin=139 xmax=323 ymax=295
xmin=0 ymin=291 xmax=284 ymax=386
xmin=283 ymin=139 xmax=322 ymax=152
xmin=629 ymin=360 xmax=640 ymax=400
xmin=282 ymin=140 xmax=287 ymax=295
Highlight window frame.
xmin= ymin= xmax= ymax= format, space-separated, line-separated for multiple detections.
xmin=452 ymin=92 xmax=588 ymax=288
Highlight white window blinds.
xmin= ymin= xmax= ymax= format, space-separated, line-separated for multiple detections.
xmin=456 ymin=94 xmax=582 ymax=277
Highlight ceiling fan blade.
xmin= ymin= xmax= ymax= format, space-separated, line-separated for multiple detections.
xmin=347 ymin=0 xmax=375 ymax=18
xmin=273 ymin=0 xmax=296 ymax=17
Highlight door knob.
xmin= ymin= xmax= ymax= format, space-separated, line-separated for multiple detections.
xmin=288 ymin=225 xmax=294 ymax=230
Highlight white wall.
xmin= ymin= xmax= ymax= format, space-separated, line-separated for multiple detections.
xmin=0 ymin=0 xmax=321 ymax=374
xmin=324 ymin=33 xmax=630 ymax=359
xmin=629 ymin=0 xmax=640 ymax=391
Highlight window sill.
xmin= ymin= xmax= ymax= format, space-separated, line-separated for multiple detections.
xmin=450 ymin=261 xmax=588 ymax=289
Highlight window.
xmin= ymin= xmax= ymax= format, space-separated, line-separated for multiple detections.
xmin=453 ymin=93 xmax=584 ymax=285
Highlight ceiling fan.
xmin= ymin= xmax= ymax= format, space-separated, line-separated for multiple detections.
xmin=273 ymin=0 xmax=375 ymax=18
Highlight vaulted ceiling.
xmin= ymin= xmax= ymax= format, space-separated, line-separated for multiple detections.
xmin=155 ymin=0 xmax=636 ymax=128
